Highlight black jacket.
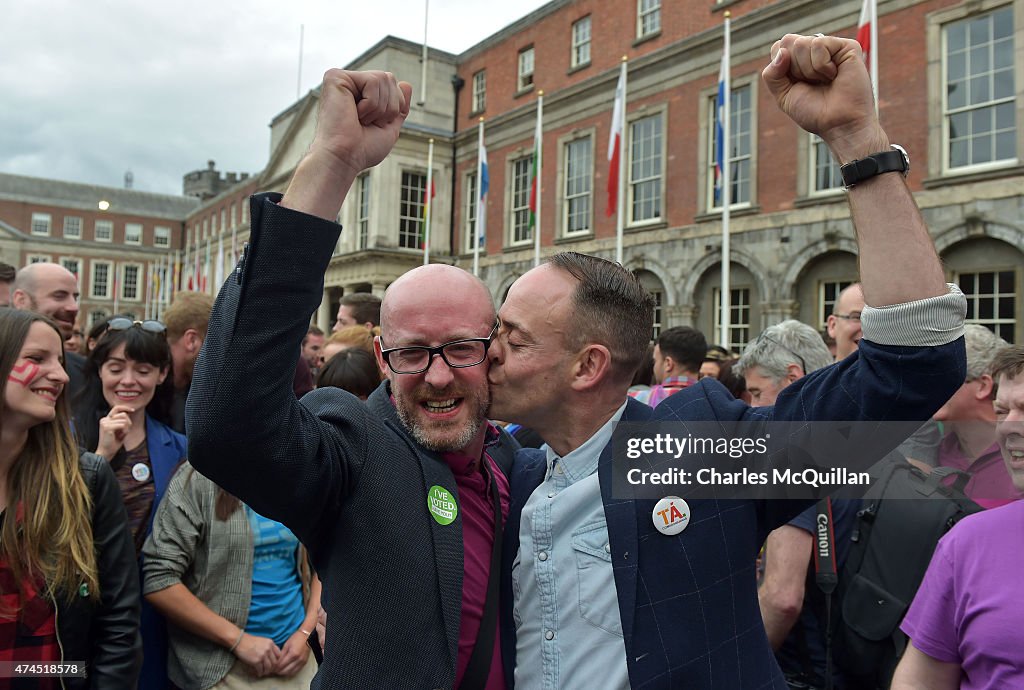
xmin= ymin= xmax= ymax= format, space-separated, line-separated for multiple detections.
xmin=59 ymin=453 xmax=142 ymax=689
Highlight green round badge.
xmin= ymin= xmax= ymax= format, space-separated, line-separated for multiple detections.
xmin=427 ymin=485 xmax=458 ymax=525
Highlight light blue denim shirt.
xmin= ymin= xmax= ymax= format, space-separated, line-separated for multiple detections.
xmin=513 ymin=401 xmax=630 ymax=690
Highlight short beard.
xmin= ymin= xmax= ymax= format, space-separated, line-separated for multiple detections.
xmin=394 ymin=383 xmax=490 ymax=453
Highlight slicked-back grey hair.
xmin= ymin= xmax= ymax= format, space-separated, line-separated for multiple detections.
xmin=963 ymin=324 xmax=1009 ymax=380
xmin=735 ymin=319 xmax=834 ymax=382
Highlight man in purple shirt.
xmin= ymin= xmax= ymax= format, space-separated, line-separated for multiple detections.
xmin=894 ymin=346 xmax=1024 ymax=689
xmin=932 ymin=324 xmax=1020 ymax=508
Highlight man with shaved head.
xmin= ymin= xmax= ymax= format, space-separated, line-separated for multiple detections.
xmin=12 ymin=261 xmax=88 ymax=396
xmin=186 ymin=70 xmax=515 ymax=689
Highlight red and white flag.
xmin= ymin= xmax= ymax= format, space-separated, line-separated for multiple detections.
xmin=606 ymin=64 xmax=626 ymax=217
xmin=857 ymin=0 xmax=877 ymax=105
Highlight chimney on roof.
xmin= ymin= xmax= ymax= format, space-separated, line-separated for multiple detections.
xmin=207 ymin=160 xmax=216 ymax=170
xmin=240 ymin=173 xmax=249 ymax=181
xmin=124 ymin=170 xmax=134 ymax=189
xmin=226 ymin=172 xmax=238 ymax=184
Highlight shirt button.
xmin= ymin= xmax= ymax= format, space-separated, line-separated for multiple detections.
xmin=538 ymin=551 xmax=548 ymax=562
xmin=547 ymin=492 xmax=556 ymax=498
xmin=604 ymin=544 xmax=611 ymax=553
xmin=545 ymin=630 xmax=555 ymax=641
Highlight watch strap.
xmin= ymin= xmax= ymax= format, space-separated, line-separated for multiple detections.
xmin=840 ymin=147 xmax=908 ymax=188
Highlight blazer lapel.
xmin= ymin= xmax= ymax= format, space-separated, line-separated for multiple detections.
xmin=369 ymin=384 xmax=463 ymax=667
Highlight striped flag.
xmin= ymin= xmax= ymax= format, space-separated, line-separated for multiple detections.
xmin=606 ymin=63 xmax=626 ymax=217
xmin=528 ymin=95 xmax=543 ymax=233
xmin=479 ymin=141 xmax=489 ymax=247
xmin=714 ymin=52 xmax=728 ymax=204
xmin=419 ymin=178 xmax=436 ymax=249
xmin=857 ymin=0 xmax=878 ymax=106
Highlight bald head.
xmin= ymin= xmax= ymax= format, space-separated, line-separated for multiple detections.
xmin=827 ymin=282 xmax=865 ymax=361
xmin=12 ymin=263 xmax=80 ymax=338
xmin=381 ymin=265 xmax=494 ymax=337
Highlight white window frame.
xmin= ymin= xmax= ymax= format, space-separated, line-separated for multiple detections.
xmin=63 ymin=216 xmax=82 ymax=239
xmin=472 ymin=70 xmax=487 ymax=113
xmin=706 ymin=80 xmax=755 ymax=211
xmin=220 ymin=210 xmax=227 ymax=234
xmin=60 ymin=257 xmax=81 ymax=280
xmin=230 ymin=203 xmax=238 ymax=229
xmin=809 ymin=134 xmax=844 ymax=195
xmin=518 ymin=47 xmax=535 ymax=91
xmin=124 ymin=223 xmax=143 ymax=245
xmin=509 ymin=156 xmax=533 ymax=246
xmin=712 ymin=286 xmax=752 ymax=352
xmin=241 ymin=199 xmax=249 ymax=225
xmin=154 ymin=226 xmax=171 ymax=248
xmin=94 ymin=220 xmax=113 ymax=243
xmin=956 ymin=268 xmax=1017 ymax=342
xmin=31 ymin=213 xmax=51 ymax=237
xmin=627 ymin=111 xmax=665 ymax=226
xmin=465 ymin=171 xmax=479 ymax=253
xmin=357 ymin=173 xmax=371 ymax=250
xmin=637 ymin=0 xmax=661 ymax=38
xmin=561 ymin=134 xmax=593 ymax=237
xmin=399 ymin=171 xmax=428 ymax=250
xmin=120 ymin=263 xmax=143 ymax=302
xmin=27 ymin=254 xmax=51 ymax=264
xmin=940 ymin=4 xmax=1017 ymax=173
xmin=91 ymin=260 xmax=113 ymax=299
xmin=819 ymin=280 xmax=855 ymax=329
xmin=572 ymin=16 xmax=592 ymax=68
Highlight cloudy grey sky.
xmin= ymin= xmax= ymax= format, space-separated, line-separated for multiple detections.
xmin=1 ymin=1 xmax=549 ymax=196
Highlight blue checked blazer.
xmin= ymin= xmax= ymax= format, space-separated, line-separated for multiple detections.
xmin=501 ymin=336 xmax=966 ymax=689
xmin=187 ymin=194 xmax=518 ymax=690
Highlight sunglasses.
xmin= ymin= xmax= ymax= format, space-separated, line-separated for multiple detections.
xmin=106 ymin=318 xmax=167 ymax=336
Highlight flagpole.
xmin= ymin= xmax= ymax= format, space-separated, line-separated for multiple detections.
xmin=534 ymin=92 xmax=543 ymax=268
xmin=424 ymin=138 xmax=434 ymax=265
xmin=419 ymin=0 xmax=429 ymax=106
xmin=720 ymin=12 xmax=731 ymax=349
xmin=474 ymin=118 xmax=484 ymax=277
xmin=615 ymin=57 xmax=628 ymax=265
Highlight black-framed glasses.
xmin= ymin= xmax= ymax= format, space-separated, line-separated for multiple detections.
xmin=756 ymin=332 xmax=807 ymax=374
xmin=107 ymin=318 xmax=167 ymax=336
xmin=380 ymin=321 xmax=498 ymax=375
xmin=833 ymin=312 xmax=862 ymax=322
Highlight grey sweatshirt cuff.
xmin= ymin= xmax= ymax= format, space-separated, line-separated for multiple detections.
xmin=861 ymin=283 xmax=967 ymax=347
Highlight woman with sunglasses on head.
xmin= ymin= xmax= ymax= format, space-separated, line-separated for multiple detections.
xmin=73 ymin=317 xmax=186 ymax=690
xmin=0 ymin=308 xmax=141 ymax=688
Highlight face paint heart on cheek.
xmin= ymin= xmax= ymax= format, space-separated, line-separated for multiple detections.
xmin=8 ymin=361 xmax=41 ymax=388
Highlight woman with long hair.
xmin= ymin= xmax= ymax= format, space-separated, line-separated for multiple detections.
xmin=0 ymin=308 xmax=141 ymax=687
xmin=143 ymin=463 xmax=321 ymax=689
xmin=72 ymin=317 xmax=187 ymax=689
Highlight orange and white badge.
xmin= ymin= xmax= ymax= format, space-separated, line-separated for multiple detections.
xmin=652 ymin=496 xmax=690 ymax=536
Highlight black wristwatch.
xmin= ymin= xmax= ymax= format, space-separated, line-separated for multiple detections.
xmin=840 ymin=145 xmax=909 ymax=189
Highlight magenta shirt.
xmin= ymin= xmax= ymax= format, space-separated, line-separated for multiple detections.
xmin=937 ymin=433 xmax=1022 ymax=508
xmin=442 ymin=434 xmax=510 ymax=690
xmin=901 ymin=501 xmax=1024 ymax=688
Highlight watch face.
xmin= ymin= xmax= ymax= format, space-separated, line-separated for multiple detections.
xmin=891 ymin=144 xmax=910 ymax=175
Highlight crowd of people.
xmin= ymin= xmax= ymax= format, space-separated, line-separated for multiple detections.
xmin=0 ymin=31 xmax=1020 ymax=690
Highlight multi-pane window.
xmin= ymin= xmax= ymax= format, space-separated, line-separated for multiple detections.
xmin=563 ymin=137 xmax=592 ymax=235
xmin=399 ymin=172 xmax=427 ymax=250
xmin=650 ymin=288 xmax=663 ymax=339
xmin=811 ymin=135 xmax=843 ymax=193
xmin=465 ymin=172 xmax=479 ymax=252
xmin=154 ymin=226 xmax=171 ymax=248
xmin=241 ymin=199 xmax=249 ymax=225
xmin=61 ymin=258 xmax=80 ymax=279
xmin=572 ymin=16 xmax=591 ymax=68
xmin=91 ymin=261 xmax=112 ymax=299
xmin=230 ymin=204 xmax=238 ymax=229
xmin=637 ymin=0 xmax=661 ymax=38
xmin=629 ymin=114 xmax=663 ymax=223
xmin=820 ymin=280 xmax=855 ymax=329
xmin=712 ymin=287 xmax=751 ymax=351
xmin=95 ymin=220 xmax=113 ymax=242
xmin=202 ymin=219 xmax=209 ymax=241
xmin=511 ymin=157 xmax=533 ymax=244
xmin=122 ymin=264 xmax=141 ymax=301
xmin=944 ymin=6 xmax=1016 ymax=170
xmin=708 ymin=84 xmax=753 ymax=208
xmin=89 ymin=310 xmax=109 ymax=328
xmin=31 ymin=213 xmax=51 ymax=236
xmin=357 ymin=174 xmax=370 ymax=250
xmin=472 ymin=70 xmax=487 ymax=113
xmin=27 ymin=255 xmax=51 ymax=264
xmin=125 ymin=223 xmax=142 ymax=245
xmin=518 ymin=47 xmax=535 ymax=91
xmin=63 ymin=216 xmax=82 ymax=239
xmin=958 ymin=269 xmax=1016 ymax=342
xmin=220 ymin=210 xmax=227 ymax=234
